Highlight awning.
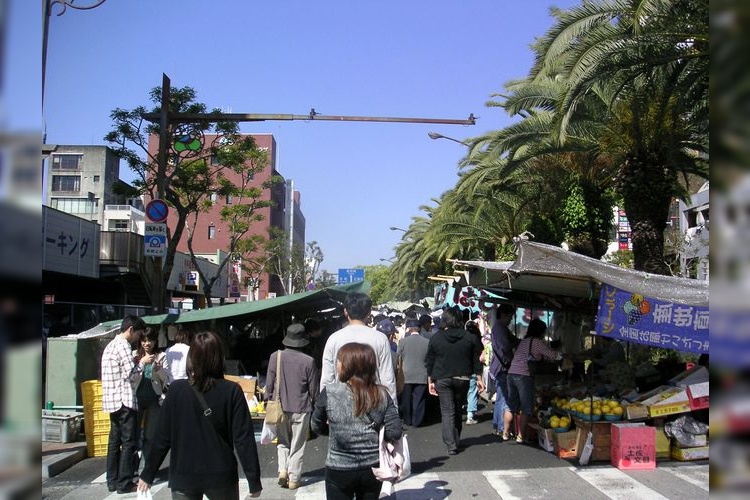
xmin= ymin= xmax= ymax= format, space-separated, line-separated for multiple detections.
xmin=142 ymin=280 xmax=370 ymax=325
xmin=451 ymin=241 xmax=708 ymax=307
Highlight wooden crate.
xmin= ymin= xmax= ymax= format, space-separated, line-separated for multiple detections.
xmin=574 ymin=418 xmax=612 ymax=462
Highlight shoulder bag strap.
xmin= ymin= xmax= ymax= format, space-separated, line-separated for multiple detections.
xmin=274 ymin=350 xmax=282 ymax=402
xmin=189 ymin=382 xmax=231 ymax=447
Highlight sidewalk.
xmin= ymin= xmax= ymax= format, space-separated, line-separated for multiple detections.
xmin=42 ymin=438 xmax=88 ymax=480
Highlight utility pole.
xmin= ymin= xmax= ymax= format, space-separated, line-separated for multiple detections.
xmin=143 ymin=73 xmax=476 ymax=311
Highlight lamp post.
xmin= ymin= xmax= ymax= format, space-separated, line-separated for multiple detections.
xmin=428 ymin=131 xmax=469 ymax=147
xmin=380 ymin=258 xmax=395 ymax=264
xmin=389 ymin=226 xmax=407 ymax=233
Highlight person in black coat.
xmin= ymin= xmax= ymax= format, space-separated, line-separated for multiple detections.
xmin=425 ymin=307 xmax=485 ymax=455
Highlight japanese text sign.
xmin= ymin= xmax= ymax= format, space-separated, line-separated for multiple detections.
xmin=595 ymin=284 xmax=709 ymax=354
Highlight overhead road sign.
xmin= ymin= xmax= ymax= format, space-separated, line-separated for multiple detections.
xmin=338 ymin=268 xmax=365 ymax=285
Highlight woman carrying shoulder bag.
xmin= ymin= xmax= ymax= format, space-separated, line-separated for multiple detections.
xmin=506 ymin=319 xmax=564 ymax=443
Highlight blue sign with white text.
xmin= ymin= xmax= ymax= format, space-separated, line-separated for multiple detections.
xmin=338 ymin=268 xmax=365 ymax=285
xmin=595 ymin=284 xmax=709 ymax=354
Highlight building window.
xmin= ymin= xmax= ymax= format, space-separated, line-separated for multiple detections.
xmin=110 ymin=220 xmax=129 ymax=231
xmin=51 ymin=154 xmax=82 ymax=170
xmin=210 ymin=192 xmax=218 ymax=203
xmin=208 ymin=224 xmax=216 ymax=239
xmin=93 ymin=175 xmax=100 ymax=182
xmin=226 ymin=195 xmax=233 ymax=204
xmin=51 ymin=175 xmax=81 ymax=192
xmin=211 ymin=154 xmax=219 ymax=165
xmin=50 ymin=197 xmax=93 ymax=214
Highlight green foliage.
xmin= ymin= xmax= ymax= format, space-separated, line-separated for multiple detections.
xmin=603 ymin=250 xmax=634 ymax=269
xmin=361 ymin=265 xmax=392 ymax=305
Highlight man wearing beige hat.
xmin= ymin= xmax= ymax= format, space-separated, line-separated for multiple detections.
xmin=266 ymin=323 xmax=320 ymax=490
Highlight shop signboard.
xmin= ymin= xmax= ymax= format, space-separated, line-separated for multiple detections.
xmin=595 ymin=284 xmax=709 ymax=354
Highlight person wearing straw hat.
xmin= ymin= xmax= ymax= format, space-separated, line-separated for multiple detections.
xmin=266 ymin=323 xmax=320 ymax=490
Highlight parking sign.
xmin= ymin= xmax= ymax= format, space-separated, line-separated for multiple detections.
xmin=144 ymin=223 xmax=167 ymax=257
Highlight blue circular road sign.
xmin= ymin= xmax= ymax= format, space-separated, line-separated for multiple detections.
xmin=146 ymin=199 xmax=169 ymax=223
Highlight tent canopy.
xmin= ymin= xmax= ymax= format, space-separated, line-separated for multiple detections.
xmin=450 ymin=241 xmax=708 ymax=309
xmin=142 ymin=280 xmax=370 ymax=326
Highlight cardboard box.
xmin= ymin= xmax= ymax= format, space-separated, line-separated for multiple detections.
xmin=625 ymin=403 xmax=650 ymax=421
xmin=554 ymin=430 xmax=579 ymax=459
xmin=655 ymin=428 xmax=670 ymax=459
xmin=671 ymin=444 xmax=709 ymax=461
xmin=224 ymin=374 xmax=257 ymax=397
xmin=574 ymin=419 xmax=612 ymax=462
xmin=687 ymin=382 xmax=709 ymax=410
xmin=611 ymin=423 xmax=656 ymax=470
xmin=530 ymin=424 xmax=555 ymax=452
xmin=642 ymin=387 xmax=691 ymax=418
xmin=669 ymin=366 xmax=709 ymax=387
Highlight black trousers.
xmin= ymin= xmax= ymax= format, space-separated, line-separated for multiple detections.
xmin=171 ymin=482 xmax=239 ymax=500
xmin=435 ymin=378 xmax=470 ymax=453
xmin=400 ymin=383 xmax=427 ymax=427
xmin=325 ymin=466 xmax=381 ymax=500
xmin=106 ymin=405 xmax=139 ymax=491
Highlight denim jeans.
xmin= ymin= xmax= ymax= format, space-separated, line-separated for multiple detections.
xmin=325 ymin=466 xmax=381 ymax=500
xmin=507 ymin=373 xmax=534 ymax=415
xmin=492 ymin=372 xmax=510 ymax=430
xmin=435 ymin=378 xmax=470 ymax=453
xmin=106 ymin=405 xmax=139 ymax=491
xmin=466 ymin=374 xmax=478 ymax=415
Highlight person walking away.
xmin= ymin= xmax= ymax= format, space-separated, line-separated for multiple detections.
xmin=101 ymin=315 xmax=147 ymax=494
xmin=374 ymin=319 xmax=399 ymax=383
xmin=425 ymin=307 xmax=485 ymax=455
xmin=304 ymin=318 xmax=325 ymax=371
xmin=465 ymin=320 xmax=482 ymax=425
xmin=396 ymin=318 xmax=429 ymax=427
xmin=164 ymin=325 xmax=192 ymax=381
xmin=320 ymin=292 xmax=397 ymax=403
xmin=490 ymin=304 xmax=519 ymax=440
xmin=138 ymin=331 xmax=262 ymax=499
xmin=266 ymin=323 xmax=320 ymax=490
xmin=311 ymin=343 xmax=402 ymax=500
xmin=418 ymin=314 xmax=434 ymax=340
xmin=132 ymin=328 xmax=170 ymax=470
xmin=507 ymin=319 xmax=564 ymax=443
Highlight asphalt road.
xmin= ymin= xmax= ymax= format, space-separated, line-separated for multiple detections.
xmin=42 ymin=403 xmax=709 ymax=499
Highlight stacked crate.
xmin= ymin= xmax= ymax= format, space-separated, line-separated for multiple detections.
xmin=81 ymin=380 xmax=109 ymax=457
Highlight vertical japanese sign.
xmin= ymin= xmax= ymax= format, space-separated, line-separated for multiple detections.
xmin=595 ymin=284 xmax=709 ymax=354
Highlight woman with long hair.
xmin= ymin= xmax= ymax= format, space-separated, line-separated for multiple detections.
xmin=137 ymin=331 xmax=262 ymax=499
xmin=132 ymin=328 xmax=169 ymax=465
xmin=311 ymin=342 xmax=402 ymax=500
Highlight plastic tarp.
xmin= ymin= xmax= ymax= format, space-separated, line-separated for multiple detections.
xmin=141 ymin=280 xmax=370 ymax=325
xmin=452 ymin=241 xmax=708 ymax=307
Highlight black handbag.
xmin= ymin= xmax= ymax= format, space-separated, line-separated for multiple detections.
xmin=526 ymin=338 xmax=558 ymax=376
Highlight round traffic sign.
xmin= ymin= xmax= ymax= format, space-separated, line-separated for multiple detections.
xmin=146 ymin=199 xmax=169 ymax=223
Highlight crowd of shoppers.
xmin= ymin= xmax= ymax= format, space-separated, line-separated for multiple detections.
xmin=99 ymin=292 xmax=574 ymax=498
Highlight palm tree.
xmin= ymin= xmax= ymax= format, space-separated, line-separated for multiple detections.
xmin=528 ymin=0 xmax=708 ymax=272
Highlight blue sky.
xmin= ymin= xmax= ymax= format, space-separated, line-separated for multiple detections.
xmin=37 ymin=0 xmax=578 ymax=274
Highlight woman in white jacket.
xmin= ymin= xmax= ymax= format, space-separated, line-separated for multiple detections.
xmin=132 ymin=328 xmax=170 ymax=464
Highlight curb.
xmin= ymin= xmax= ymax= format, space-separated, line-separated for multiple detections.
xmin=42 ymin=444 xmax=87 ymax=480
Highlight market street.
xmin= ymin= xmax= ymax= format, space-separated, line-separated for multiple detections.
xmin=42 ymin=406 xmax=708 ymax=500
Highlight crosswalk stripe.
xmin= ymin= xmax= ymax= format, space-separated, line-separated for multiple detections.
xmin=102 ymin=481 xmax=167 ymax=499
xmin=483 ymin=470 xmax=530 ymax=500
xmin=571 ymin=466 xmax=669 ymax=500
xmin=660 ymin=465 xmax=709 ymax=492
xmin=393 ymin=472 xmax=444 ymax=499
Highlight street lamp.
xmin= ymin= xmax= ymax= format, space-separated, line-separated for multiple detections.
xmin=389 ymin=226 xmax=407 ymax=233
xmin=380 ymin=258 xmax=395 ymax=263
xmin=428 ymin=131 xmax=469 ymax=147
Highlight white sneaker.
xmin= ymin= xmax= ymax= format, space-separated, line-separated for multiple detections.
xmin=466 ymin=417 xmax=478 ymax=425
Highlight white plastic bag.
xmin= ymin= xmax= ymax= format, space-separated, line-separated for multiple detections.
xmin=579 ymin=431 xmax=594 ymax=466
xmin=137 ymin=489 xmax=153 ymax=500
xmin=372 ymin=427 xmax=411 ymax=483
xmin=260 ymin=420 xmax=277 ymax=445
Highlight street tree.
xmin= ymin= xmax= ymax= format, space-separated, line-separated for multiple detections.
xmin=106 ymin=85 xmax=241 ymax=311
xmin=264 ymin=227 xmax=307 ymax=295
xmin=182 ymin=135 xmax=282 ymax=306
